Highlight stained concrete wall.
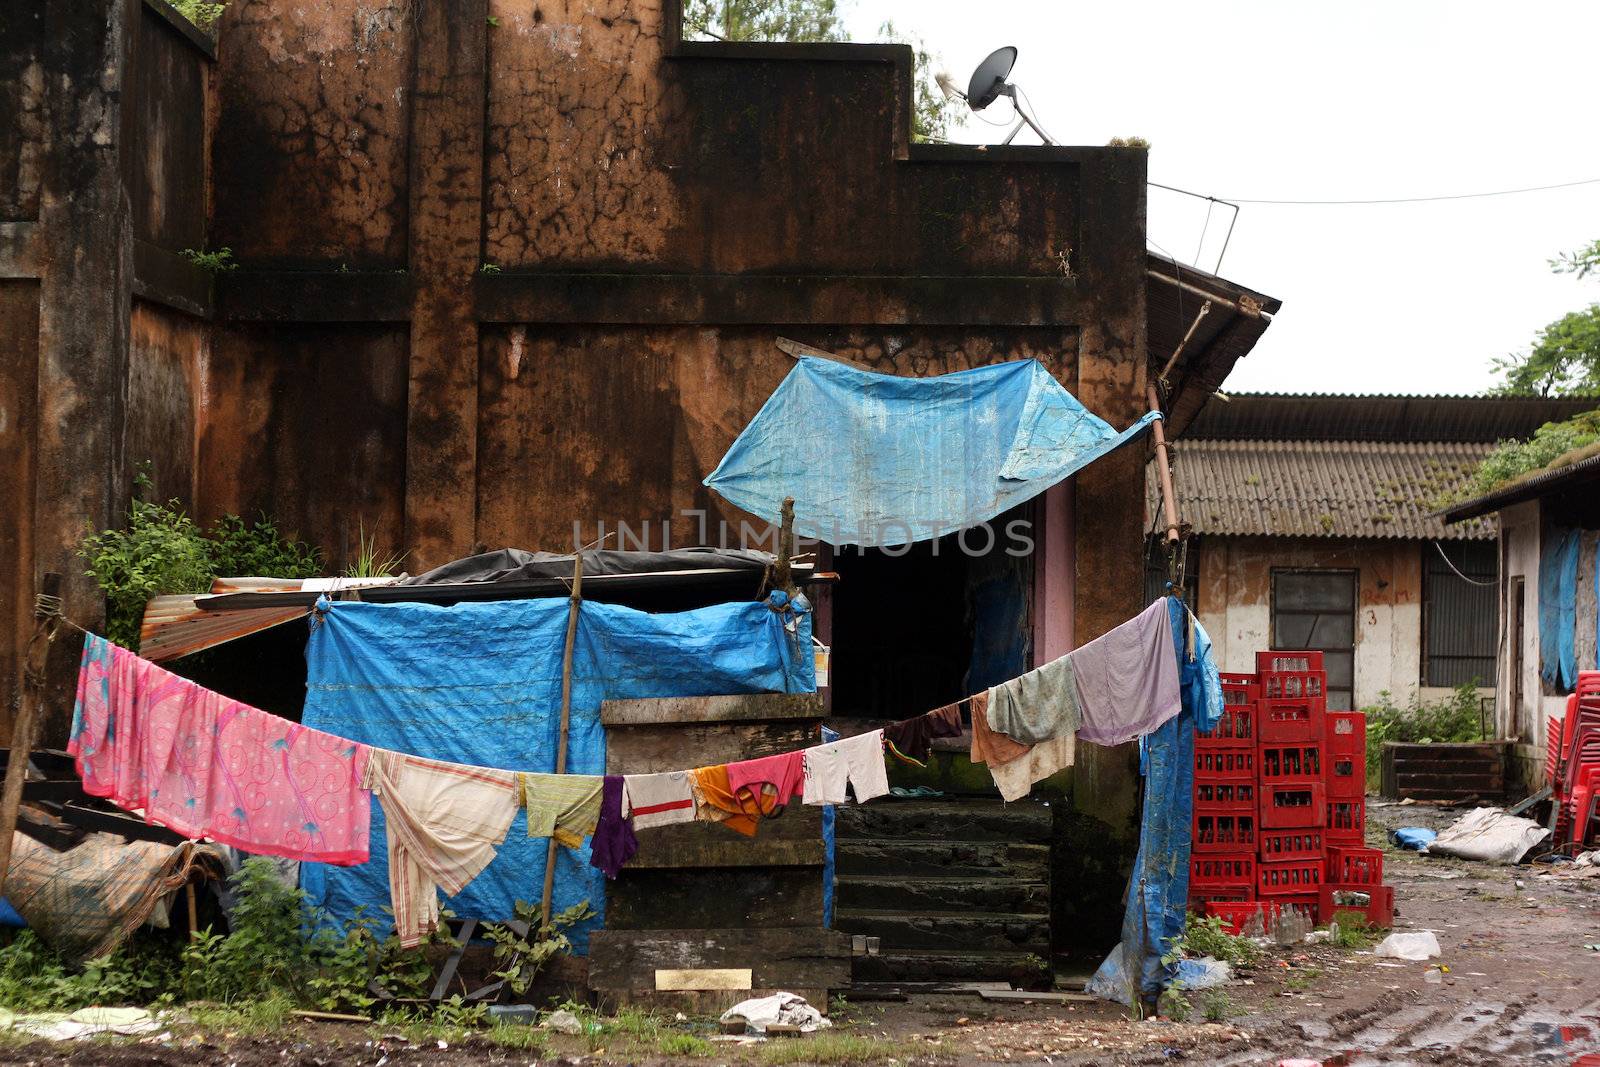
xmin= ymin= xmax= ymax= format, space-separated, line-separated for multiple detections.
xmin=1196 ymin=535 xmax=1428 ymax=709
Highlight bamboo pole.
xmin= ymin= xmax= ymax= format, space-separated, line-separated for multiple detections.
xmin=539 ymin=550 xmax=584 ymax=927
xmin=773 ymin=497 xmax=796 ymax=596
xmin=1148 ymin=383 xmax=1181 ymax=547
xmin=0 ymin=573 xmax=63 ymax=896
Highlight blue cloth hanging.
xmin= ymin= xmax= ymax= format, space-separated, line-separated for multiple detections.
xmin=703 ymin=356 xmax=1159 ymax=547
xmin=1539 ymin=527 xmax=1579 ymax=690
xmin=1091 ymin=597 xmax=1222 ymax=1006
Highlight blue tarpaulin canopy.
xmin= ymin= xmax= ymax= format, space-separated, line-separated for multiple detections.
xmin=1540 ymin=526 xmax=1579 ymax=690
xmin=704 ymin=356 xmax=1160 ymax=547
xmin=298 ymin=593 xmax=813 ymax=952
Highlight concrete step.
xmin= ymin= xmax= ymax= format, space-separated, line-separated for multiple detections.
xmin=834 ymin=874 xmax=1049 ymax=913
xmin=834 ymin=908 xmax=1050 ymax=954
xmin=851 ymin=948 xmax=1052 ymax=985
xmin=833 ymin=798 xmax=1051 ymax=842
xmin=834 ymin=839 xmax=1049 ymax=880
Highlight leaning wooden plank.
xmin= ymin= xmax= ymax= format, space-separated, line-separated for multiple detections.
xmin=601 ymin=693 xmax=824 ymax=727
xmin=589 ymin=928 xmax=850 ymax=992
xmin=655 ymin=968 xmax=753 ymax=991
xmin=978 ymin=989 xmax=1097 ymax=1003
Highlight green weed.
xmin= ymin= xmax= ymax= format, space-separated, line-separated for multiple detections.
xmin=1158 ymin=987 xmax=1192 ymax=1021
xmin=1202 ymin=989 xmax=1232 ymax=1022
xmin=657 ymin=1032 xmax=714 ymax=1057
xmin=1362 ymin=683 xmax=1486 ymax=786
xmin=1171 ymin=913 xmax=1261 ymax=968
xmin=758 ymin=1033 xmax=913 ymax=1064
xmin=81 ymin=472 xmax=320 ymax=648
xmin=179 ymin=247 xmax=236 ymax=271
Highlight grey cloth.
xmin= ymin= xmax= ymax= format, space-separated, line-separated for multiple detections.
xmin=986 ymin=654 xmax=1083 ymax=745
xmin=1071 ymin=598 xmax=1181 ymax=746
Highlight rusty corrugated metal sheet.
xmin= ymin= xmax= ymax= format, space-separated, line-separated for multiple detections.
xmin=1147 ymin=439 xmax=1496 ymax=541
xmin=138 ymin=594 xmax=309 ymax=662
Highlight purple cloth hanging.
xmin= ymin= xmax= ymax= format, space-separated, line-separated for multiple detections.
xmin=589 ymin=775 xmax=638 ymax=880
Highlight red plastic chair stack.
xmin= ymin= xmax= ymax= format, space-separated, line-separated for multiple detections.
xmin=1190 ymin=649 xmax=1389 ymax=927
xmin=1551 ymin=673 xmax=1600 ymax=848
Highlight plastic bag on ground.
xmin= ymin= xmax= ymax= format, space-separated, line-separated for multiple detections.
xmin=719 ymin=993 xmax=831 ymax=1034
xmin=1374 ymin=930 xmax=1441 ymax=960
xmin=1391 ymin=826 xmax=1437 ymax=851
xmin=1426 ymin=807 xmax=1549 ymax=863
xmin=1175 ymin=957 xmax=1232 ymax=989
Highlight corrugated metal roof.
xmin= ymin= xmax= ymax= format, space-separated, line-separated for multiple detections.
xmin=1184 ymin=393 xmax=1600 ymax=444
xmin=1148 ymin=439 xmax=1497 ymax=541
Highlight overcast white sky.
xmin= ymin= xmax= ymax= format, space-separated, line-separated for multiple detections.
xmin=844 ymin=2 xmax=1600 ymax=395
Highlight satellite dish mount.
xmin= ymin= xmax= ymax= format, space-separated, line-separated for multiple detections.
xmin=962 ymin=45 xmax=1055 ymax=146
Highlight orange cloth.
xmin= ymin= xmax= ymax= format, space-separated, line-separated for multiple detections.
xmin=968 ymin=691 xmax=1030 ymax=767
xmin=689 ymin=765 xmax=760 ymax=836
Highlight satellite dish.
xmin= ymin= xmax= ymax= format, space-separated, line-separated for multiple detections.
xmin=966 ymin=46 xmax=1017 ymax=111
xmin=959 ymin=45 xmax=1056 ymax=145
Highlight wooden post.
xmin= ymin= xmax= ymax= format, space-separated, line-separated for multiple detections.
xmin=540 ymin=551 xmax=585 ymax=927
xmin=772 ymin=497 xmax=796 ymax=596
xmin=0 ymin=573 xmax=63 ymax=896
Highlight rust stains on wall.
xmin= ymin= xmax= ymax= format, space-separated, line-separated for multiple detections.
xmin=127 ymin=300 xmax=204 ymax=506
xmin=212 ymin=0 xmax=413 ymax=267
xmin=198 ymin=325 xmax=408 ymax=567
xmin=476 ymin=326 xmax=1085 ymax=552
xmin=126 ymin=9 xmax=209 ymax=251
xmin=0 ymin=282 xmax=40 ymax=744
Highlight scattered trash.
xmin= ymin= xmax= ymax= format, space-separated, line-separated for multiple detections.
xmin=1305 ymin=929 xmax=1332 ymax=944
xmin=488 ymin=1004 xmax=536 ymax=1025
xmin=1391 ymin=826 xmax=1437 ymax=850
xmin=1278 ymin=1059 xmax=1323 ymax=1067
xmin=541 ymin=1009 xmax=584 ymax=1035
xmin=1426 ymin=807 xmax=1550 ymax=863
xmin=1374 ymin=930 xmax=1442 ymax=960
xmin=718 ymin=992 xmax=830 ymax=1035
xmin=1423 ymin=966 xmax=1445 ymax=984
xmin=1175 ymin=957 xmax=1232 ymax=990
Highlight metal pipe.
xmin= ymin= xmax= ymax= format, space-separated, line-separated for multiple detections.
xmin=1157 ymin=300 xmax=1212 ymax=383
xmin=1146 ymin=268 xmax=1270 ymax=320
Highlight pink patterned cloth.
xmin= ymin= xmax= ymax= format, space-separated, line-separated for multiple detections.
xmin=70 ymin=634 xmax=371 ymax=865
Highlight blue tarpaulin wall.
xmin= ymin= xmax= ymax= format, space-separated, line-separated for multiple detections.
xmin=299 ymin=593 xmax=813 ymax=952
xmin=704 ymin=356 xmax=1159 ymax=547
xmin=1090 ymin=596 xmax=1223 ymax=1005
xmin=1540 ymin=527 xmax=1579 ymax=690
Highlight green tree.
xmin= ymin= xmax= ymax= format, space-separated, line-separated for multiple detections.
xmin=682 ymin=0 xmax=959 ymax=142
xmin=1494 ymin=238 xmax=1600 ymax=396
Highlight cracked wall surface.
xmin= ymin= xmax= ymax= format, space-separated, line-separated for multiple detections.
xmin=212 ymin=0 xmax=413 ymax=267
xmin=484 ymin=0 xmax=684 ymax=267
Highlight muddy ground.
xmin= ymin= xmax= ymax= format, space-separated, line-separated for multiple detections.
xmin=3 ymin=799 xmax=1597 ymax=1066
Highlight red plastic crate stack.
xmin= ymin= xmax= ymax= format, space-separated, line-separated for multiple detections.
xmin=1191 ymin=673 xmax=1258 ymax=912
xmin=1195 ymin=652 xmax=1390 ymax=929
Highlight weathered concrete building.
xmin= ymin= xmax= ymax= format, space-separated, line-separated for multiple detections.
xmin=1443 ymin=441 xmax=1600 ymax=793
xmin=3 ymin=0 xmax=1278 ymax=974
xmin=1149 ymin=394 xmax=1596 ymax=710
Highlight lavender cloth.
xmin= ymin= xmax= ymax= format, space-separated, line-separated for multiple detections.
xmin=1070 ymin=599 xmax=1182 ymax=746
xmin=589 ymin=775 xmax=638 ymax=880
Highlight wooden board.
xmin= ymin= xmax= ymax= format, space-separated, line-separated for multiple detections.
xmin=606 ymin=868 xmax=823 ymax=929
xmin=601 ymin=693 xmax=824 ymax=727
xmin=588 ymin=928 xmax=851 ymax=993
xmin=626 ymin=807 xmax=823 ymax=869
xmin=654 ymin=968 xmax=752 ymax=991
xmin=978 ymin=989 xmax=1096 ymax=1003
xmin=605 ymin=720 xmax=820 ymax=776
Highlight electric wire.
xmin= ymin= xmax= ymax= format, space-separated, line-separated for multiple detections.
xmin=1213 ymin=176 xmax=1600 ymax=206
xmin=1431 ymin=540 xmax=1499 ymax=588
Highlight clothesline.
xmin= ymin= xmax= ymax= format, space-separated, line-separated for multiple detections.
xmin=64 ymin=596 xmax=1193 ymax=947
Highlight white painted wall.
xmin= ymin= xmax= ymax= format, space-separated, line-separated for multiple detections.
xmin=1196 ymin=535 xmax=1453 ymax=709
